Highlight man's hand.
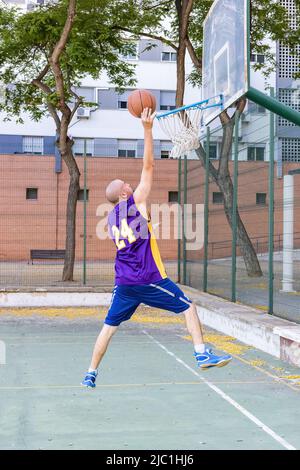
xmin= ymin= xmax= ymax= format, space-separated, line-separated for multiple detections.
xmin=141 ymin=107 xmax=156 ymax=130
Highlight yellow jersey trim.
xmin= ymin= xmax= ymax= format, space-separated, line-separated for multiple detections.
xmin=148 ymin=222 xmax=167 ymax=279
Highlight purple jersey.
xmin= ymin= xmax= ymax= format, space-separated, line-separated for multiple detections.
xmin=108 ymin=195 xmax=167 ymax=285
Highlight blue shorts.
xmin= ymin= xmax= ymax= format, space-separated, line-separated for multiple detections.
xmin=104 ymin=278 xmax=193 ymax=327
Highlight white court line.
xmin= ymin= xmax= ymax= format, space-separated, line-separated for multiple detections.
xmin=143 ymin=330 xmax=296 ymax=451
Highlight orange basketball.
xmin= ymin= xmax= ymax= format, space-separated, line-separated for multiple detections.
xmin=127 ymin=89 xmax=156 ymax=118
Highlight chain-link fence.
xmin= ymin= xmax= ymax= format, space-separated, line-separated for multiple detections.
xmin=0 ymin=147 xmax=178 ymax=288
xmin=178 ymin=98 xmax=300 ymax=323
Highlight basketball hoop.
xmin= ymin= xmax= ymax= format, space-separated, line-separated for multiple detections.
xmin=156 ymin=95 xmax=223 ymax=159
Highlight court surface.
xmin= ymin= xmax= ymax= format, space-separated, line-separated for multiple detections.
xmin=1 ymin=306 xmax=300 ymax=450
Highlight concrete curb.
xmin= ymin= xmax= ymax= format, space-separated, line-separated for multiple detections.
xmin=0 ymin=291 xmax=112 ymax=307
xmin=181 ymin=285 xmax=300 ymax=368
xmin=1 ymin=287 xmax=300 ymax=368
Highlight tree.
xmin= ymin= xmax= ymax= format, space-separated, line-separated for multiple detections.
xmin=123 ymin=0 xmax=299 ymax=277
xmin=0 ymin=0 xmax=141 ymax=281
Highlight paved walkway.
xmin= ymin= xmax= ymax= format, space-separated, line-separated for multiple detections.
xmin=0 ymin=306 xmax=300 ymax=450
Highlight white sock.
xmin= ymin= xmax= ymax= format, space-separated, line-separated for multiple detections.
xmin=194 ymin=344 xmax=206 ymax=353
xmin=88 ymin=368 xmax=98 ymax=374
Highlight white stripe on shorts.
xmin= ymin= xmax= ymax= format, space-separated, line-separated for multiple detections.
xmin=149 ymin=283 xmax=175 ymax=297
xmin=179 ymin=296 xmax=192 ymax=306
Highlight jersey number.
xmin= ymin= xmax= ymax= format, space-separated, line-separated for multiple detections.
xmin=112 ymin=219 xmax=136 ymax=250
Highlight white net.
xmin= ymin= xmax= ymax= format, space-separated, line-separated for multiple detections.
xmin=157 ymin=106 xmax=203 ymax=159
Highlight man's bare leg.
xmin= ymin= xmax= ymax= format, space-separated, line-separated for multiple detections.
xmin=184 ymin=302 xmax=232 ymax=368
xmin=184 ymin=303 xmax=204 ymax=349
xmin=89 ymin=324 xmax=118 ymax=371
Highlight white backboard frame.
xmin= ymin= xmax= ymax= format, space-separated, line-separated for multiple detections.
xmin=202 ymin=0 xmax=249 ymax=125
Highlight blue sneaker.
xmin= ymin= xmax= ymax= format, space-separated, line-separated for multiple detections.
xmin=194 ymin=348 xmax=232 ymax=369
xmin=81 ymin=370 xmax=98 ymax=388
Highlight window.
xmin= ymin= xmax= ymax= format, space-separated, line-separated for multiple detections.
xmin=160 ymin=140 xmax=172 ymax=159
xmin=250 ymin=53 xmax=265 ymax=64
xmin=26 ymin=188 xmax=38 ymax=200
xmin=248 ymin=102 xmax=266 ymax=114
xmin=117 ymin=90 xmax=132 ymax=110
xmin=213 ymin=192 xmax=223 ymax=204
xmin=118 ymin=100 xmax=127 ymax=109
xmin=22 ymin=136 xmax=43 ymax=155
xmin=78 ymin=189 xmax=89 ymax=201
xmin=118 ymin=149 xmax=136 ymax=158
xmin=118 ymin=140 xmax=137 ymax=158
xmin=256 ymin=193 xmax=267 ymax=206
xmin=161 ymin=150 xmax=170 ymax=159
xmin=257 ymin=54 xmax=265 ymax=64
xmin=74 ymin=87 xmax=95 ymax=102
xmin=160 ymin=91 xmax=176 ymax=111
xmin=247 ymin=147 xmax=265 ymax=161
xmin=257 ymin=105 xmax=266 ymax=114
xmin=160 ymin=104 xmax=176 ymax=111
xmin=204 ymin=143 xmax=218 ymax=159
xmin=73 ymin=138 xmax=94 ymax=156
xmin=168 ymin=191 xmax=178 ymax=203
xmin=161 ymin=51 xmax=177 ymax=62
xmin=120 ymin=42 xmax=138 ymax=60
xmin=209 ymin=145 xmax=218 ymax=160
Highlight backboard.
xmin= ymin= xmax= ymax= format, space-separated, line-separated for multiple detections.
xmin=202 ymin=0 xmax=250 ymax=125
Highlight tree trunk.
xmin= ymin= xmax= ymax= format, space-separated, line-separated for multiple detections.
xmin=58 ymin=136 xmax=81 ymax=282
xmin=217 ymin=175 xmax=263 ymax=277
xmin=194 ymin=140 xmax=263 ymax=277
xmin=176 ymin=43 xmax=186 ymax=107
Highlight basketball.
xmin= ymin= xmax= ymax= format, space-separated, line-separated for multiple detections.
xmin=127 ymin=89 xmax=156 ymax=118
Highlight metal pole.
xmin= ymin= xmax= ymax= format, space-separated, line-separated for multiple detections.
xmin=268 ymin=88 xmax=275 ymax=314
xmin=231 ymin=113 xmax=239 ymax=303
xmin=246 ymin=87 xmax=300 ymax=127
xmin=282 ymin=175 xmax=294 ymax=292
xmin=203 ymin=127 xmax=210 ymax=292
xmin=183 ymin=155 xmax=187 ymax=285
xmin=83 ymin=139 xmax=87 ymax=285
xmin=177 ymin=157 xmax=182 ymax=284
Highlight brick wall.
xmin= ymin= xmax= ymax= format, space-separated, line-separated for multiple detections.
xmin=1 ymin=155 xmax=300 ymax=262
xmin=0 ymin=155 xmax=179 ymax=261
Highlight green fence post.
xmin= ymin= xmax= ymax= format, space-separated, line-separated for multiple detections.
xmin=231 ymin=113 xmax=239 ymax=303
xmin=203 ymin=127 xmax=210 ymax=292
xmin=83 ymin=139 xmax=87 ymax=285
xmin=268 ymin=88 xmax=275 ymax=315
xmin=177 ymin=157 xmax=182 ymax=284
xmin=183 ymin=155 xmax=187 ymax=285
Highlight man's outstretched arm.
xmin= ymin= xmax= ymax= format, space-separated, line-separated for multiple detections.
xmin=133 ymin=108 xmax=156 ymax=206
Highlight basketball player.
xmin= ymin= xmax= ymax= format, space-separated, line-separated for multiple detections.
xmin=81 ymin=108 xmax=232 ymax=388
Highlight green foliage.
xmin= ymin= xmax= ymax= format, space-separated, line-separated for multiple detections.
xmin=0 ymin=0 xmax=145 ymax=122
xmin=126 ymin=0 xmax=300 ymax=87
xmin=1 ymin=0 xmax=299 ymax=122
xmin=188 ymin=0 xmax=300 ymax=85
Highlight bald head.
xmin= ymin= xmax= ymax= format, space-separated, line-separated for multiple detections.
xmin=106 ymin=179 xmax=134 ymax=204
xmin=105 ymin=179 xmax=124 ymax=204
